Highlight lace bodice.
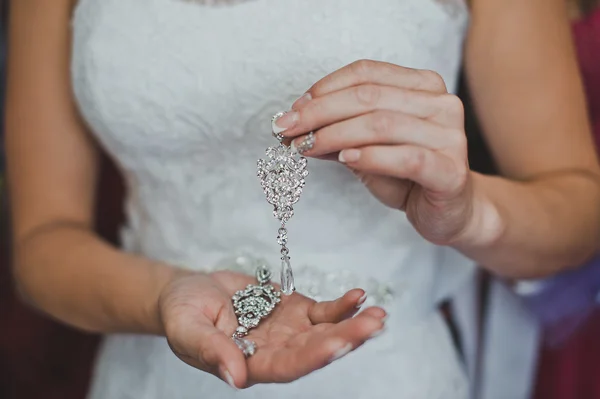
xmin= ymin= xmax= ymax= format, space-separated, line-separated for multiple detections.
xmin=71 ymin=0 xmax=474 ymax=397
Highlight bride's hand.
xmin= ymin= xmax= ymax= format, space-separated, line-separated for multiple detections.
xmin=276 ymin=59 xmax=473 ymax=245
xmin=158 ymin=269 xmax=385 ymax=389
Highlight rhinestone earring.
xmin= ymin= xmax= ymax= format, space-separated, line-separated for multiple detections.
xmin=231 ymin=264 xmax=281 ymax=357
xmin=256 ymin=112 xmax=310 ymax=295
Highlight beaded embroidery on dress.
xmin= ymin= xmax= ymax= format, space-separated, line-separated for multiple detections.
xmin=72 ymin=0 xmax=473 ymax=397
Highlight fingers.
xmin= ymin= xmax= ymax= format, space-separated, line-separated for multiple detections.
xmin=201 ymin=328 xmax=248 ymax=389
xmin=359 ymin=306 xmax=388 ymax=320
xmin=251 ymin=310 xmax=385 ymax=383
xmin=308 ymin=289 xmax=367 ymax=324
xmin=292 ymin=311 xmax=385 ymax=376
xmin=280 ymin=86 xmax=464 ymax=141
xmin=320 ymin=308 xmax=386 ymax=344
xmin=339 ymin=145 xmax=469 ymax=195
xmin=167 ymin=314 xmax=248 ymax=388
xmin=301 ymin=60 xmax=447 ymax=103
xmin=291 ymin=112 xmax=461 ymax=158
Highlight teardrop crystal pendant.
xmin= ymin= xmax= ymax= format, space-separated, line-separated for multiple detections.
xmin=233 ymin=336 xmax=256 ymax=357
xmin=280 ymin=256 xmax=295 ymax=295
xmin=256 ymin=111 xmax=309 ymax=295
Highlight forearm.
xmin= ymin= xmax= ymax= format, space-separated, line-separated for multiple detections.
xmin=13 ymin=223 xmax=178 ymax=335
xmin=453 ymin=171 xmax=600 ymax=278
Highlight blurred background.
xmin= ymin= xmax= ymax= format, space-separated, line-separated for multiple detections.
xmin=1 ymin=1 xmax=600 ymax=398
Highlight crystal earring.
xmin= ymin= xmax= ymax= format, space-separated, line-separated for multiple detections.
xmin=231 ymin=264 xmax=281 ymax=357
xmin=256 ymin=111 xmax=310 ymax=295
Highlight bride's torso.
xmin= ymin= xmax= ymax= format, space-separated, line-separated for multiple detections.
xmin=73 ymin=0 xmax=470 ymax=308
xmin=72 ymin=1 xmax=474 ymax=397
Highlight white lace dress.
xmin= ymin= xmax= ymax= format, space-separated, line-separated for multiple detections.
xmin=71 ymin=0 xmax=474 ymax=397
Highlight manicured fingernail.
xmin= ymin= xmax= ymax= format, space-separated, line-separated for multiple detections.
xmin=222 ymin=369 xmax=238 ymax=390
xmin=381 ymin=314 xmax=389 ymax=324
xmin=355 ymin=293 xmax=368 ymax=309
xmin=329 ymin=343 xmax=353 ymax=363
xmin=292 ymin=92 xmax=312 ymax=109
xmin=294 ymin=132 xmax=316 ymax=154
xmin=338 ymin=149 xmax=361 ymax=163
xmin=273 ymin=111 xmax=299 ymax=134
xmin=369 ymin=327 xmax=386 ymax=339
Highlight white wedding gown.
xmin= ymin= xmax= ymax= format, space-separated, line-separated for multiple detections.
xmin=71 ymin=0 xmax=475 ymax=397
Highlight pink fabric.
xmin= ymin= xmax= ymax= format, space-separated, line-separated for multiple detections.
xmin=574 ymin=7 xmax=600 ymax=147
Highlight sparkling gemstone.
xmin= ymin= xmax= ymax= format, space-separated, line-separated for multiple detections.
xmin=277 ymin=195 xmax=290 ymax=207
xmin=280 ymin=256 xmax=295 ymax=295
xmin=289 ymin=172 xmax=302 ymax=186
xmin=233 ymin=337 xmax=256 ymax=357
xmin=265 ymin=172 xmax=277 ymax=184
xmin=277 ymin=233 xmax=288 ymax=245
xmin=285 ymin=157 xmax=297 ymax=169
xmin=266 ymin=160 xmax=278 ymax=172
xmin=275 ymin=146 xmax=289 ymax=159
xmin=273 ymin=207 xmax=293 ymax=222
xmin=255 ymin=265 xmax=272 ymax=284
xmin=265 ymin=146 xmax=277 ymax=158
xmin=240 ymin=316 xmax=260 ymax=328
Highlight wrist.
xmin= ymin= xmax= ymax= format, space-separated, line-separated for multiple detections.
xmin=451 ymin=173 xmax=506 ymax=251
xmin=146 ymin=263 xmax=190 ymax=336
xmin=151 ymin=265 xmax=198 ymax=336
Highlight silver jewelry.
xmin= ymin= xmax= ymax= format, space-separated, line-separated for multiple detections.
xmin=256 ymin=112 xmax=310 ymax=295
xmin=231 ymin=264 xmax=281 ymax=357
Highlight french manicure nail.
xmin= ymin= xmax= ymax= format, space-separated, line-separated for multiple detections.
xmin=292 ymin=92 xmax=312 ymax=109
xmin=273 ymin=111 xmax=299 ymax=134
xmin=355 ymin=293 xmax=368 ymax=309
xmin=369 ymin=327 xmax=386 ymax=339
xmin=290 ymin=140 xmax=298 ymax=154
xmin=272 ymin=111 xmax=287 ymax=136
xmin=329 ymin=343 xmax=353 ymax=363
xmin=339 ymin=149 xmax=361 ymax=163
xmin=223 ymin=369 xmax=238 ymax=390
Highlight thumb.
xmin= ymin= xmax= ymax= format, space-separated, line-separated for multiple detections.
xmin=199 ymin=324 xmax=248 ymax=389
xmin=172 ymin=314 xmax=248 ymax=389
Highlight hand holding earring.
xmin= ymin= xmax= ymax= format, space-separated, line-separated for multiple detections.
xmin=158 ymin=268 xmax=386 ymax=388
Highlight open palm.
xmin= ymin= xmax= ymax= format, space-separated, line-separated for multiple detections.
xmin=158 ymin=269 xmax=386 ymax=389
